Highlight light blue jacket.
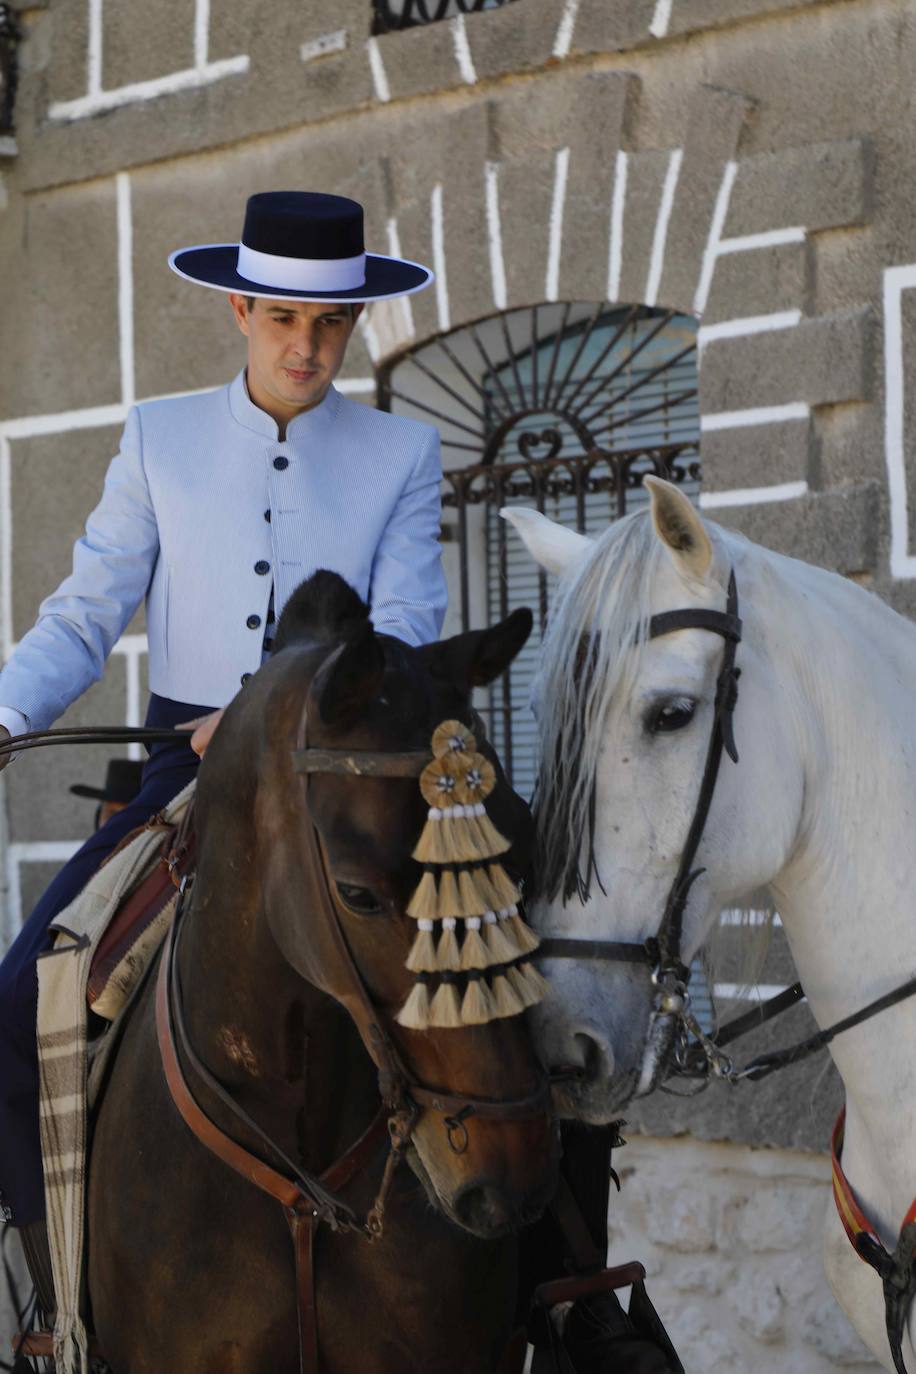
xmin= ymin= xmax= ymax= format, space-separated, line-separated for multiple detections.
xmin=0 ymin=372 xmax=447 ymax=733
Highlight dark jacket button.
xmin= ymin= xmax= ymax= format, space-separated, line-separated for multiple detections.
xmin=247 ymin=614 xmax=261 ymax=629
xmin=273 ymin=456 xmax=289 ymax=471
xmin=255 ymin=560 xmax=270 ymax=575
xmin=264 ymin=509 xmax=271 ymax=522
xmin=240 ymin=672 xmax=252 ymax=685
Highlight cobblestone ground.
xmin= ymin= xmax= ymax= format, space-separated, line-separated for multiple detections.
xmin=606 ymin=1135 xmax=883 ymax=1372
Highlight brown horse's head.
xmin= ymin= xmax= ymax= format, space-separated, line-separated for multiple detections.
xmin=233 ymin=572 xmax=557 ymax=1239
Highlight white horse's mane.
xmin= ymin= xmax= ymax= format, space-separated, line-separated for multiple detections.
xmin=533 ymin=508 xmax=668 ymax=904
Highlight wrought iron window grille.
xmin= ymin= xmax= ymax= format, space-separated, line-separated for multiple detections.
xmin=372 ymin=0 xmax=518 ymax=35
xmin=0 ymin=3 xmax=20 ymax=144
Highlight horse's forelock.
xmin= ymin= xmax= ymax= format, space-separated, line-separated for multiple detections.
xmin=533 ymin=510 xmax=666 ymax=903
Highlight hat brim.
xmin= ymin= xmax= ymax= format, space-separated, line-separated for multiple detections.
xmin=169 ymin=245 xmax=433 ymax=302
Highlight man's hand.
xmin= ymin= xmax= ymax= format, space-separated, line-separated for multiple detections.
xmin=176 ymin=709 xmax=225 ymax=758
xmin=0 ymin=726 xmax=9 ymax=772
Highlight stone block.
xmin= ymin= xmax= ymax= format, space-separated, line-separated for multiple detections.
xmin=209 ymin=0 xmax=370 ymax=68
xmin=657 ymin=84 xmax=755 ymax=315
xmin=700 ymin=416 xmax=811 ymax=493
xmin=369 ymin=22 xmax=465 ymax=102
xmin=614 ymin=148 xmax=678 ymax=309
xmin=700 ymin=310 xmax=873 ymax=414
xmin=496 ymin=150 xmax=565 ymax=310
xmin=45 ymin=0 xmax=91 ymax=106
xmin=813 ymin=402 xmax=884 ymax=492
xmin=461 ymin=0 xmax=569 ymax=80
xmin=671 ymin=1306 xmax=741 ymax=1374
xmin=572 ymin=0 xmax=658 ymax=55
xmin=9 ymin=862 xmax=63 ymax=942
xmin=646 ymin=1189 xmax=716 ymax=1252
xmin=6 ymin=659 xmax=129 ymax=842
xmin=669 ymin=0 xmax=828 ymax=37
xmin=801 ymin=1298 xmax=879 ymax=1366
xmin=101 ymin=0 xmax=195 ymax=91
xmin=704 ymin=240 xmax=811 ymax=324
xmin=0 ymin=182 xmax=120 ymax=420
xmin=9 ymin=426 xmax=140 ymax=642
xmin=723 ymin=1183 xmax=823 ymax=1253
xmin=734 ymin=1278 xmax=785 ymax=1342
xmin=727 ymin=140 xmax=873 ymax=238
xmin=712 ymin=482 xmax=879 ymax=576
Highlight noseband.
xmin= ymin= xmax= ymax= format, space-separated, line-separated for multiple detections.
xmin=536 ymin=570 xmax=743 ymax=1097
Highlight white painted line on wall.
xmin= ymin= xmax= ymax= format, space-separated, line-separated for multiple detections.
xmin=386 ymin=220 xmax=415 ymax=340
xmin=194 ymin=0 xmax=210 ymax=69
xmin=49 ymin=55 xmax=250 ymax=121
xmin=485 ymin=161 xmax=508 ymax=311
xmin=0 ymin=404 xmax=128 ymax=442
xmin=366 ymin=38 xmax=391 ymax=103
xmin=693 ymin=160 xmax=737 ymax=316
xmin=116 ymin=173 xmax=135 ymax=408
xmin=713 ymin=982 xmax=790 ymax=1002
xmin=431 ymin=184 xmax=450 ymax=332
xmin=552 ymin=0 xmax=581 ymax=58
xmin=300 ymin=30 xmax=348 ymax=64
xmin=124 ymin=638 xmax=142 ymax=759
xmin=545 ymin=148 xmax=570 ymax=303
xmin=718 ymin=226 xmax=806 ymax=256
xmin=357 ymin=310 xmax=382 ymax=364
xmin=883 ymin=263 xmax=916 ymax=579
xmin=87 ymin=0 xmax=103 ymax=96
xmin=700 ymin=403 xmax=810 ymax=432
xmin=451 ymin=14 xmax=477 ymax=84
xmin=336 ymin=377 xmax=375 ymax=394
xmin=607 ymin=150 xmax=628 ymax=303
xmin=0 ymin=436 xmax=11 ymax=663
xmin=699 ymin=480 xmax=808 ymax=509
xmin=649 ymin=0 xmax=674 ymax=38
xmin=697 ymin=310 xmax=802 ymax=349
xmin=645 ymin=148 xmax=683 ymax=308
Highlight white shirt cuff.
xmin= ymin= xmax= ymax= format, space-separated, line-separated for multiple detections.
xmin=0 ymin=706 xmax=30 ymax=764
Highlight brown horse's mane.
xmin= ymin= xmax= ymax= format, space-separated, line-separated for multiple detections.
xmin=273 ymin=569 xmax=370 ymax=651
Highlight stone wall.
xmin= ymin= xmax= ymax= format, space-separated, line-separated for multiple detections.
xmin=607 ymin=1135 xmax=882 ymax=1372
xmin=1 ymin=0 xmax=915 ymax=1357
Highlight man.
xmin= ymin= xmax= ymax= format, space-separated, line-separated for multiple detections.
xmin=0 ymin=191 xmax=444 ymax=1270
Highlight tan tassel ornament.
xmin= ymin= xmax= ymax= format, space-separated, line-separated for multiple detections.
xmin=396 ymin=719 xmax=546 ymax=1028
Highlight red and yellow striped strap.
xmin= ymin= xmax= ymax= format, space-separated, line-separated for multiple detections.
xmin=832 ymin=1109 xmax=916 ymax=1262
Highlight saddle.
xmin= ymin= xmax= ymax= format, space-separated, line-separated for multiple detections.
xmin=86 ymin=804 xmax=196 ymax=1020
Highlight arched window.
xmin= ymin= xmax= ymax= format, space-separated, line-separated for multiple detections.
xmin=373 ymin=0 xmax=517 ymax=32
xmin=379 ymin=300 xmax=701 ymax=798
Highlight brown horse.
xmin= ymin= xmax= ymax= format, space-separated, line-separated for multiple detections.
xmin=86 ymin=572 xmax=557 ymax=1374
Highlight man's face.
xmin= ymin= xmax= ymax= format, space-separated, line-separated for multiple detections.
xmin=229 ymin=295 xmax=362 ymax=424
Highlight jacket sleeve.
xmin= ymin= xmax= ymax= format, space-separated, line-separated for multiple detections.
xmin=0 ymin=406 xmax=160 ymax=732
xmin=368 ymin=425 xmax=447 ymax=647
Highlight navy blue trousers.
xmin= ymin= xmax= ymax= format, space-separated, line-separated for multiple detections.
xmin=0 ymin=695 xmax=212 ymax=1225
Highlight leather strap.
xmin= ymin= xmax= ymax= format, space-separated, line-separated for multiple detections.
xmin=292 ymin=747 xmax=431 ymax=777
xmin=536 ymin=938 xmax=653 ymax=965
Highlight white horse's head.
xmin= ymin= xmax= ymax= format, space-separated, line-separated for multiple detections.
xmin=504 ymin=479 xmax=805 ymax=1123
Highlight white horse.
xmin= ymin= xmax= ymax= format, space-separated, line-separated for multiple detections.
xmin=503 ymin=478 xmax=916 ymax=1372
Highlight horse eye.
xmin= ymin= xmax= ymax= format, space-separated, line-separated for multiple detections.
xmin=646 ymin=698 xmax=696 ymax=736
xmin=336 ymin=883 xmax=384 ymax=916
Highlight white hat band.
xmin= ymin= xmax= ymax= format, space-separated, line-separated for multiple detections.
xmin=236 ymin=242 xmax=367 ymax=292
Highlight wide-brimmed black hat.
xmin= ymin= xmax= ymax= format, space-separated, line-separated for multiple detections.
xmin=70 ymin=758 xmax=145 ymax=804
xmin=169 ymin=191 xmax=433 ymax=303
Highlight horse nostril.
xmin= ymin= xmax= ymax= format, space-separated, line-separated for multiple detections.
xmin=573 ymin=1029 xmax=615 ymax=1083
xmin=453 ymin=1183 xmax=514 ymax=1238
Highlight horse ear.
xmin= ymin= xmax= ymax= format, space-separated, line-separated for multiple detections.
xmin=423 ymin=608 xmax=534 ymax=689
xmin=309 ymin=622 xmax=386 ymax=726
xmin=644 ymin=476 xmax=713 ymax=580
xmin=501 ymin=507 xmax=593 ymax=577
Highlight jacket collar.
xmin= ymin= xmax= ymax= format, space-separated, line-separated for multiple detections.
xmin=228 ymin=368 xmax=341 ymax=441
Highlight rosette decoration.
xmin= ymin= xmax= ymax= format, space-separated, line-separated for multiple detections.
xmin=397 ymin=721 xmax=549 ymax=1030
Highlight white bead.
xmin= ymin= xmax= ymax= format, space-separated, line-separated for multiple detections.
xmin=443 ymin=917 xmax=457 ymax=931
xmin=466 ymin=917 xmax=482 ymax=931
xmin=483 ymin=911 xmax=498 ymax=925
xmin=429 ymin=807 xmax=442 ymax=821
xmin=418 ymin=918 xmax=434 ymax=932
